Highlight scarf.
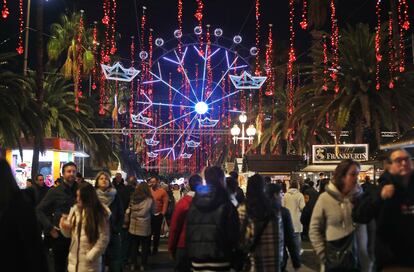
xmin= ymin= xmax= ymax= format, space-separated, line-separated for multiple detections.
xmin=96 ymin=187 xmax=117 ymax=207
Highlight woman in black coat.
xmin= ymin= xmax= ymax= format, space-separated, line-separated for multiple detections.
xmin=0 ymin=159 xmax=49 ymax=272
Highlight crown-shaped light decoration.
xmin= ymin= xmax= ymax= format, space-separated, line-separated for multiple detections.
xmin=198 ymin=117 xmax=219 ymax=127
xmin=186 ymin=140 xmax=201 ymax=148
xmin=180 ymin=153 xmax=193 ymax=159
xmin=101 ymin=62 xmax=140 ymax=82
xmin=145 ymin=138 xmax=160 ymax=146
xmin=131 ymin=114 xmax=151 ymax=125
xmin=229 ymin=71 xmax=267 ymax=90
xmin=147 ymin=152 xmax=159 ymax=158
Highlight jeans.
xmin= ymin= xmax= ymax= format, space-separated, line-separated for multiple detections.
xmin=52 ymin=235 xmax=71 ymax=272
xmin=175 ymin=248 xmax=191 ymax=272
xmin=130 ymin=235 xmax=150 ymax=266
xmin=151 ymin=214 xmax=163 ymax=253
xmin=293 ymin=232 xmax=302 ymax=256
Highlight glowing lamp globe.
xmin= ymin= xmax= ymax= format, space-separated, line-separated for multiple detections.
xmin=195 ymin=102 xmax=208 ymax=115
xmin=239 ymin=114 xmax=247 ymax=124
xmin=231 ymin=124 xmax=241 ymax=136
xmin=246 ymin=125 xmax=257 ymax=137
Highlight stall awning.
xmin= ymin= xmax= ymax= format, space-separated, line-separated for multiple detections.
xmin=242 ymin=155 xmax=305 ymax=173
xmin=302 ymin=164 xmax=374 ymax=172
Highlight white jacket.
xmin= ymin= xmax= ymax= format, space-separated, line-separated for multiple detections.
xmin=283 ymin=188 xmax=305 ymax=233
xmin=60 ymin=205 xmax=110 ymax=272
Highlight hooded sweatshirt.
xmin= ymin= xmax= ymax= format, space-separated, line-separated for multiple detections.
xmin=125 ymin=197 xmax=155 ymax=237
xmin=283 ymin=188 xmax=305 ymax=233
xmin=309 ymin=182 xmax=361 ymax=261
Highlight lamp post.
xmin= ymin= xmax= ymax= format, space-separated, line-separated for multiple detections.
xmin=230 ymin=113 xmax=257 ymax=157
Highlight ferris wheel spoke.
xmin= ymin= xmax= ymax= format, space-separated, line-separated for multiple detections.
xmin=150 ymin=110 xmax=196 ymax=132
xmin=208 ymin=89 xmax=242 ymax=106
xmin=172 ymin=48 xmax=199 ymax=102
xmin=165 ymin=114 xmax=198 ymax=160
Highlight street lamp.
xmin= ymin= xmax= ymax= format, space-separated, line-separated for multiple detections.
xmin=230 ymin=113 xmax=256 ymax=157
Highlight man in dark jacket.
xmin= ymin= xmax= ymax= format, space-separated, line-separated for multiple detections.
xmin=353 ymin=149 xmax=414 ymax=270
xmin=37 ymin=162 xmax=78 ymax=272
xmin=112 ymin=172 xmax=125 ymax=191
xmin=120 ymin=175 xmax=137 ymax=264
xmin=186 ymin=166 xmax=240 ymax=271
xmin=229 ymin=171 xmax=245 ymax=204
xmin=300 ymin=180 xmax=318 ymax=240
xmin=33 ymin=174 xmax=49 ymax=204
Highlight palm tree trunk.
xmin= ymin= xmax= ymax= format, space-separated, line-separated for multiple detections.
xmin=31 ymin=0 xmax=44 ymax=179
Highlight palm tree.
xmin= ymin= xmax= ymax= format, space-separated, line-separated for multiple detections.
xmin=287 ymin=23 xmax=414 ymax=150
xmin=47 ymin=12 xmax=95 ymax=91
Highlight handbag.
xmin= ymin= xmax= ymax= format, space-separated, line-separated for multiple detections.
xmin=325 ymin=232 xmax=358 ymax=271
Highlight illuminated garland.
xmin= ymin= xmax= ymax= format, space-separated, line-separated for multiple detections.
xmin=287 ymin=0 xmax=296 ymax=115
xmin=110 ymin=0 xmax=117 ymax=55
xmin=102 ymin=0 xmax=110 ymax=62
xmin=177 ymin=0 xmax=183 ymax=55
xmin=330 ymin=0 xmax=339 ymax=93
xmin=300 ymin=0 xmax=308 ymax=30
xmin=375 ymin=0 xmax=382 ymax=91
xmin=129 ymin=36 xmax=135 ymax=131
xmin=322 ymin=35 xmax=329 ymax=91
xmin=255 ymin=0 xmax=261 ymax=75
xmin=195 ymin=0 xmax=204 ymax=48
xmin=91 ymin=22 xmax=98 ymax=91
xmin=388 ymin=12 xmax=395 ymax=89
xmin=16 ymin=0 xmax=24 ymax=54
xmin=397 ymin=0 xmax=408 ymax=72
xmin=265 ymin=24 xmax=274 ymax=97
xmin=75 ymin=11 xmax=85 ymax=112
xmin=2 ymin=0 xmax=8 ymax=19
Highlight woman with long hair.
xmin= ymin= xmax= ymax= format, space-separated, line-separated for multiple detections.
xmin=60 ymin=182 xmax=110 ymax=272
xmin=237 ymin=174 xmax=283 ymax=271
xmin=309 ymin=159 xmax=371 ymax=272
xmin=94 ymin=171 xmax=124 ymax=272
xmin=124 ymin=182 xmax=155 ymax=271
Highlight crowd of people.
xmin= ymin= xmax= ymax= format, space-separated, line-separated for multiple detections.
xmin=1 ymin=148 xmax=414 ymax=272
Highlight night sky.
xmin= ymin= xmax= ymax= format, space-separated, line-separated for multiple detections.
xmin=0 ymin=0 xmax=412 ymax=70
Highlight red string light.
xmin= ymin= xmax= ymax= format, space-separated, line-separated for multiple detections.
xmin=177 ymin=0 xmax=183 ymax=55
xmin=16 ymin=0 xmax=24 ymax=54
xmin=300 ymin=0 xmax=308 ymax=30
xmin=2 ymin=0 xmax=9 ymax=19
xmin=129 ymin=36 xmax=135 ymax=132
xmin=110 ymin=0 xmax=117 ymax=55
xmin=91 ymin=22 xmax=98 ymax=91
xmin=75 ymin=11 xmax=85 ymax=112
xmin=265 ymin=24 xmax=275 ymax=97
xmin=287 ymin=0 xmax=296 ymax=115
xmin=195 ymin=0 xmax=204 ymax=48
xmin=400 ymin=0 xmax=410 ymax=30
xmin=255 ymin=0 xmax=261 ymax=75
xmin=397 ymin=0 xmax=407 ymax=73
xmin=388 ymin=12 xmax=395 ymax=89
xmin=101 ymin=0 xmax=111 ymax=63
xmin=375 ymin=0 xmax=382 ymax=91
xmin=322 ymin=35 xmax=328 ymax=91
xmin=330 ymin=0 xmax=340 ymax=93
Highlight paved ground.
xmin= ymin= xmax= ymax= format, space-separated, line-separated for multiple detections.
xmin=125 ymin=239 xmax=320 ymax=272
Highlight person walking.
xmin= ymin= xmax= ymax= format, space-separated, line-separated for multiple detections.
xmin=301 ymin=180 xmax=319 ymax=240
xmin=59 ymin=183 xmax=110 ymax=272
xmin=148 ymin=176 xmax=169 ymax=255
xmin=309 ymin=159 xmax=365 ymax=272
xmin=186 ymin=166 xmax=239 ymax=272
xmin=353 ymin=149 xmax=414 ymax=271
xmin=37 ymin=162 xmax=78 ymax=272
xmin=267 ymin=183 xmax=301 ymax=271
xmin=168 ymin=174 xmax=203 ymax=272
xmin=283 ymin=180 xmax=305 ymax=258
xmin=112 ymin=173 xmax=125 ymax=191
xmin=95 ymin=171 xmax=124 ymax=272
xmin=237 ymin=174 xmax=283 ymax=271
xmin=0 ymin=159 xmax=49 ymax=272
xmin=124 ymin=182 xmax=156 ymax=271
xmin=120 ymin=176 xmax=138 ymax=266
xmin=33 ymin=174 xmax=50 ymax=204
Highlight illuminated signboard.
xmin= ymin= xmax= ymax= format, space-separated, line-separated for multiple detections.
xmin=312 ymin=144 xmax=369 ymax=164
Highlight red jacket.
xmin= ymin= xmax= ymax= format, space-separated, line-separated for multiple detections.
xmin=168 ymin=194 xmax=194 ymax=253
